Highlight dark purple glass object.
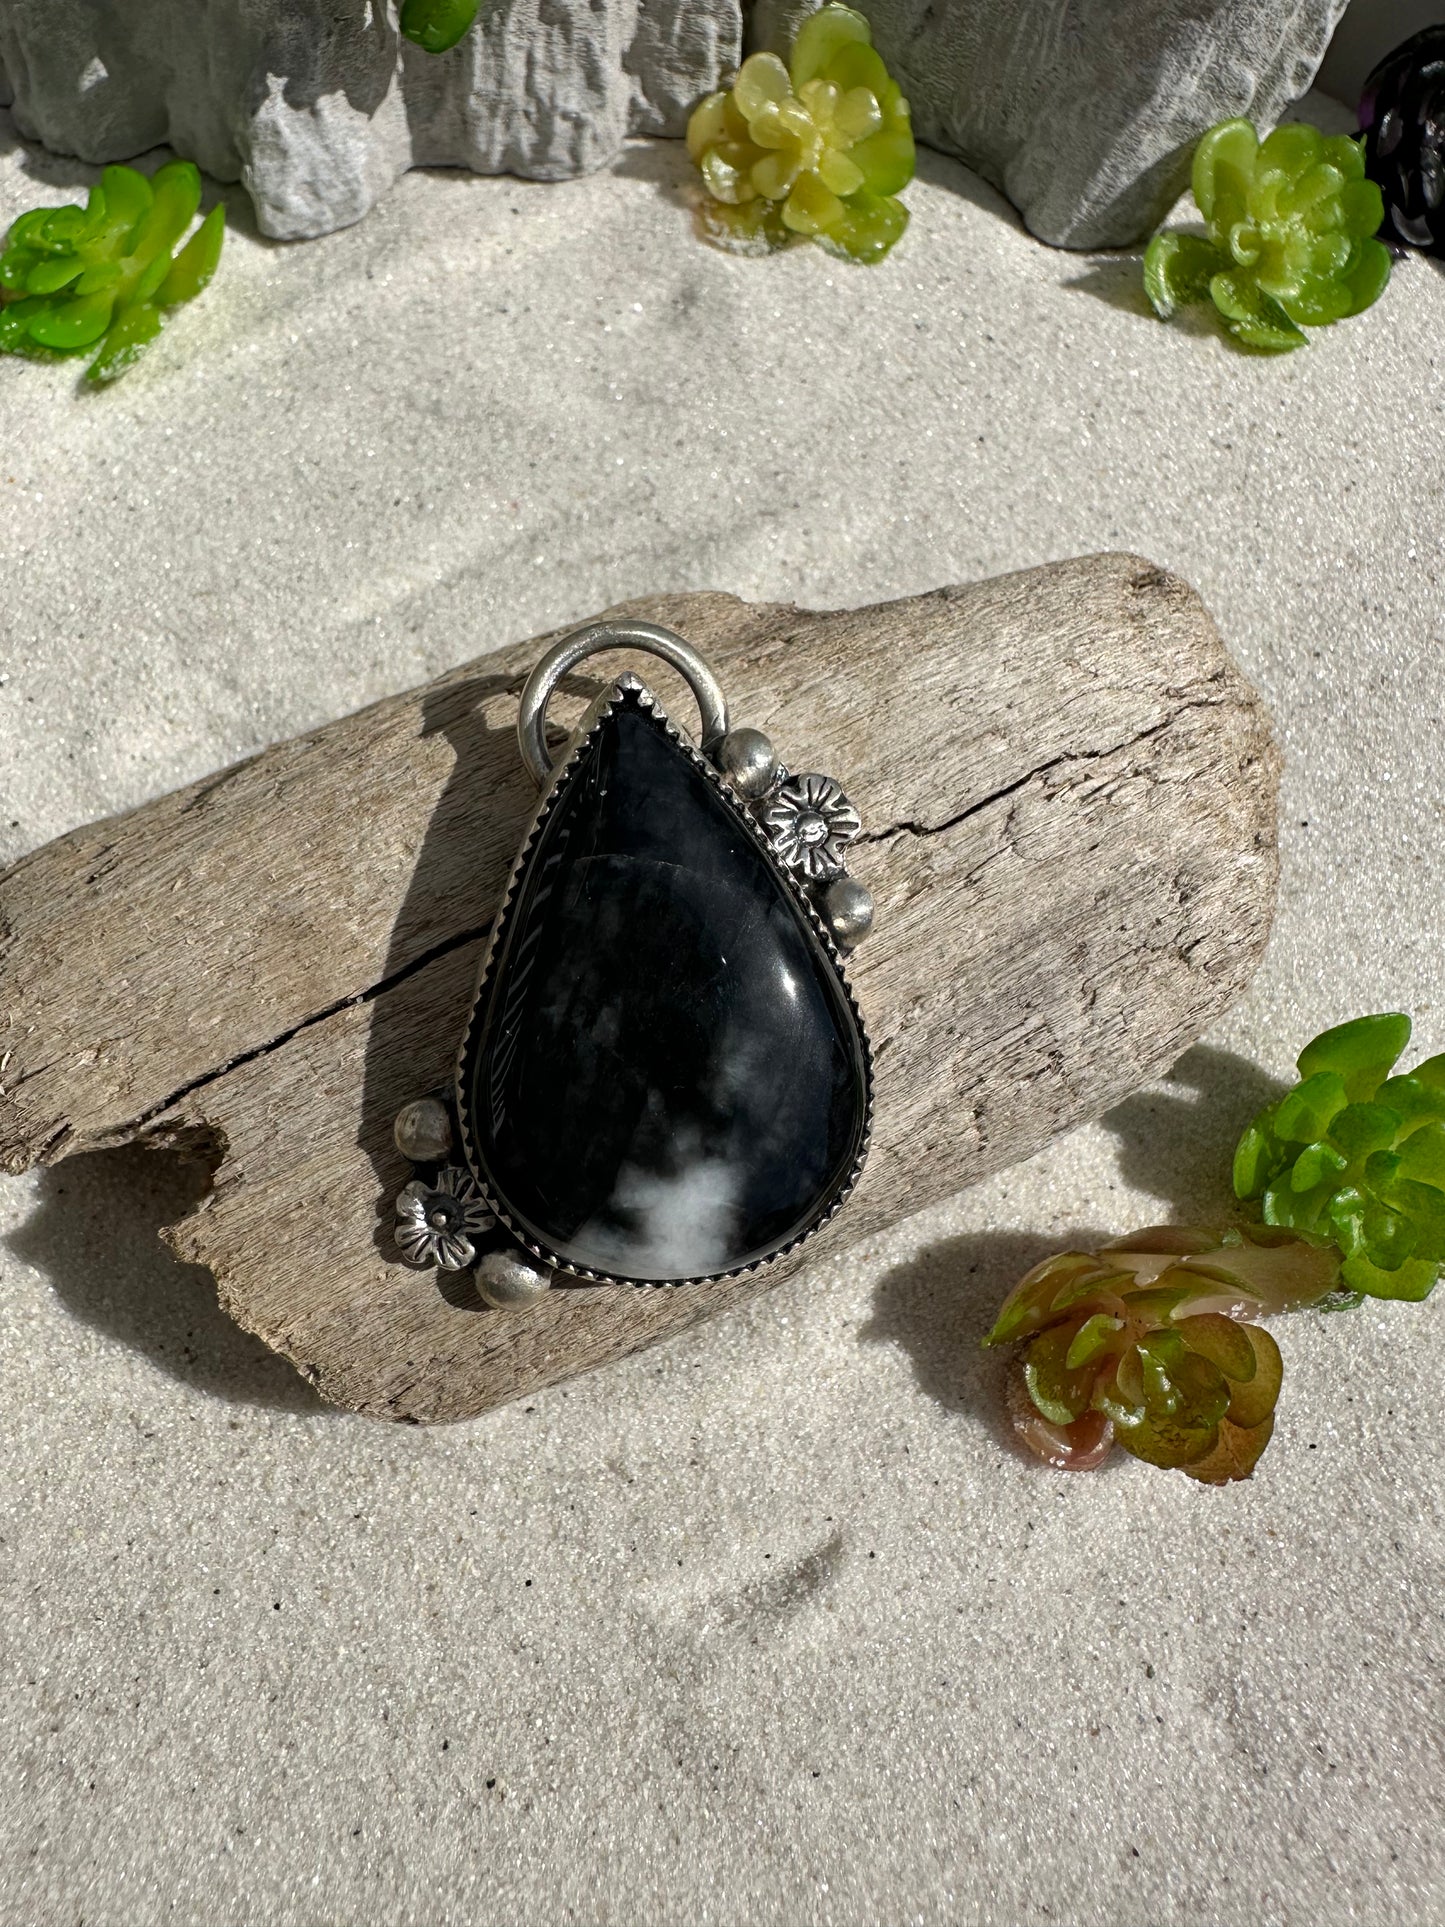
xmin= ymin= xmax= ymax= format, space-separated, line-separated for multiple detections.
xmin=1360 ymin=26 xmax=1445 ymax=256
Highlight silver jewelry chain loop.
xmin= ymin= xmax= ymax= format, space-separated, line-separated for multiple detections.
xmin=516 ymin=620 xmax=730 ymax=787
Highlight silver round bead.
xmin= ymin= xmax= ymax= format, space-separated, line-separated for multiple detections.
xmin=716 ymin=726 xmax=778 ymax=801
xmin=476 ymin=1247 xmax=554 ymax=1309
xmin=393 ymin=1096 xmax=454 ymax=1164
xmin=820 ymin=876 xmax=874 ymax=950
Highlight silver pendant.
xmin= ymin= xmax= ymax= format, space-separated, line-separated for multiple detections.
xmin=391 ymin=621 xmax=875 ymax=1308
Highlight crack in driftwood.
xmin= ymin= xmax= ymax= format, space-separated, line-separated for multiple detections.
xmin=854 ymin=693 xmax=1224 ymax=848
xmin=126 ymin=918 xmax=497 ymax=1143
xmin=116 ymin=693 xmax=1215 ymax=1150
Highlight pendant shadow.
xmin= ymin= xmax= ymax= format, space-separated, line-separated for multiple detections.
xmin=6 ymin=1142 xmax=326 ymax=1412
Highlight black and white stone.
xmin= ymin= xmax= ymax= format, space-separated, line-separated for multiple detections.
xmin=457 ymin=685 xmax=871 ymax=1285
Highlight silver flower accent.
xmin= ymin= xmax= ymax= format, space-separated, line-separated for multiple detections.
xmin=757 ymin=772 xmax=862 ymax=884
xmin=394 ymin=1166 xmax=495 ymax=1272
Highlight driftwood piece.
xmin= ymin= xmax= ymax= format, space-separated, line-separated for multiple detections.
xmin=0 ymin=555 xmax=1280 ymax=1421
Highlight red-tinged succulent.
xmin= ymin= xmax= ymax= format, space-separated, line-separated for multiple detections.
xmin=985 ymin=1227 xmax=1322 ymax=1482
xmin=990 ymin=1013 xmax=1444 ymax=1485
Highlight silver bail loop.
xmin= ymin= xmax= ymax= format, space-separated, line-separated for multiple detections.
xmin=516 ymin=619 xmax=730 ymax=788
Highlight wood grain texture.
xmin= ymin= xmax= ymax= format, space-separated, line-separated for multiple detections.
xmin=0 ymin=554 xmax=1281 ymax=1421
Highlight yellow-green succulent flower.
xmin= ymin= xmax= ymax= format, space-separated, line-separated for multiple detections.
xmin=687 ymin=5 xmax=914 ymax=264
xmin=1145 ymin=118 xmax=1391 ymax=351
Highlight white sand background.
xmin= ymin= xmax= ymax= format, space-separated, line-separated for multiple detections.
xmin=2 ymin=91 xmax=1443 ymax=1926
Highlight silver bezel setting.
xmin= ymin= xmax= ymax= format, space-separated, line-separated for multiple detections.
xmin=453 ymin=671 xmax=874 ymax=1290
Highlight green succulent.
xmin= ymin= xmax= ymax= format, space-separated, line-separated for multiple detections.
xmin=0 ymin=161 xmax=224 ymax=385
xmin=1144 ymin=118 xmax=1391 ymax=351
xmin=687 ymin=4 xmax=915 ymax=264
xmin=399 ymin=0 xmax=480 ymax=53
xmin=1234 ymin=1013 xmax=1445 ymax=1302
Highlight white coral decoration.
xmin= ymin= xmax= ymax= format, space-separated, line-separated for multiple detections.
xmin=394 ymin=1166 xmax=495 ymax=1272
xmin=758 ymin=772 xmax=862 ymax=883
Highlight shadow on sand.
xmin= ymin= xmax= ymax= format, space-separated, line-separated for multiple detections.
xmin=7 ymin=1142 xmax=326 ymax=1412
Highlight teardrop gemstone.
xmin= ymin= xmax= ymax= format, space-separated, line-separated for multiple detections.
xmin=458 ymin=685 xmax=871 ymax=1283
